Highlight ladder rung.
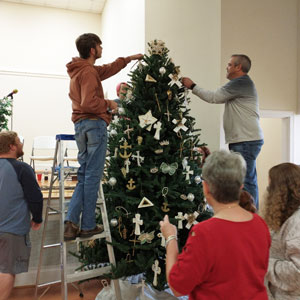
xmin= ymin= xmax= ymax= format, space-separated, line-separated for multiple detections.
xmin=48 ymin=211 xmax=59 ymax=216
xmin=65 ymin=232 xmax=107 ymax=243
xmin=66 ymin=266 xmax=111 ymax=283
xmin=37 ymin=279 xmax=61 ymax=288
xmin=43 ymin=243 xmax=60 ymax=249
xmin=48 ymin=207 xmax=61 ymax=213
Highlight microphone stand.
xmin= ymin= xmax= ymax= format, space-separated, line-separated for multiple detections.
xmin=10 ymin=96 xmax=13 ymax=131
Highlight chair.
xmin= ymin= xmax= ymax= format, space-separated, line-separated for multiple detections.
xmin=29 ymin=136 xmax=56 ymax=171
xmin=63 ymin=140 xmax=78 ymax=166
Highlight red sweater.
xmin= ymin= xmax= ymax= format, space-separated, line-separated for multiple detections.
xmin=169 ymin=214 xmax=271 ymax=300
xmin=66 ymin=57 xmax=130 ymax=124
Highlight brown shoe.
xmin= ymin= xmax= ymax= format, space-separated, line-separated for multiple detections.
xmin=80 ymin=225 xmax=104 ymax=238
xmin=64 ymin=221 xmax=80 ymax=241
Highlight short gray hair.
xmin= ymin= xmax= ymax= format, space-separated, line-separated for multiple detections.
xmin=231 ymin=54 xmax=251 ymax=73
xmin=202 ymin=150 xmax=246 ymax=203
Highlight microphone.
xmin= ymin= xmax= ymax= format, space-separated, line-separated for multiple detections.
xmin=6 ymin=89 xmax=18 ymax=99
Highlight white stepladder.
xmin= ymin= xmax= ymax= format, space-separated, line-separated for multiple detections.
xmin=34 ymin=134 xmax=122 ymax=300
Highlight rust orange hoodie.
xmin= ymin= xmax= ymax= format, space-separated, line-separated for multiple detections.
xmin=66 ymin=56 xmax=130 ymax=124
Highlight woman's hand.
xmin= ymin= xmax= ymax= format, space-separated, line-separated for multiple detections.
xmin=159 ymin=215 xmax=177 ymax=239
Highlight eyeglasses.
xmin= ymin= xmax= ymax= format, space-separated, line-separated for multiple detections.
xmin=200 ymin=175 xmax=206 ymax=182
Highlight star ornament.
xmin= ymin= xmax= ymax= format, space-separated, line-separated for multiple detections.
xmin=138 ymin=110 xmax=157 ymax=131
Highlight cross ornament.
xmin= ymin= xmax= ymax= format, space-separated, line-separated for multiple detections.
xmin=183 ymin=165 xmax=194 ymax=183
xmin=184 ymin=211 xmax=199 ymax=229
xmin=132 ymin=151 xmax=145 ymax=166
xmin=164 ymin=108 xmax=172 ymax=122
xmin=172 ymin=118 xmax=188 ymax=133
xmin=113 ymin=147 xmax=118 ymax=158
xmin=124 ymin=159 xmax=131 ymax=173
xmin=124 ymin=125 xmax=134 ymax=139
xmin=175 ymin=212 xmax=185 ymax=229
xmin=153 ymin=121 xmax=162 ymax=140
xmin=129 ymin=236 xmax=140 ymax=256
xmin=168 ymin=73 xmax=182 ymax=87
xmin=152 ymin=260 xmax=161 ymax=287
xmin=133 ymin=213 xmax=143 ymax=235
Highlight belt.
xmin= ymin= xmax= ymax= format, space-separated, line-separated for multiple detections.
xmin=75 ymin=118 xmax=99 ymax=123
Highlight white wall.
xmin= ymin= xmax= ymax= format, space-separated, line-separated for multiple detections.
xmin=0 ymin=2 xmax=102 ymax=163
xmin=145 ymin=0 xmax=222 ymax=151
xmin=100 ymin=0 xmax=145 ymax=99
xmin=221 ymin=0 xmax=298 ymax=112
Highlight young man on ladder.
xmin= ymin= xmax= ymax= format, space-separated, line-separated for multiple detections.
xmin=64 ymin=33 xmax=142 ymax=240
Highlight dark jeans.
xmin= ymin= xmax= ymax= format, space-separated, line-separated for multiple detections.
xmin=229 ymin=140 xmax=264 ymax=209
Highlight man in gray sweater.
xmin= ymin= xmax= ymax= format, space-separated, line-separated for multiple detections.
xmin=0 ymin=131 xmax=43 ymax=299
xmin=182 ymin=54 xmax=263 ymax=209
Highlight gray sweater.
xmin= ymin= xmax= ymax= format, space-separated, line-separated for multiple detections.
xmin=266 ymin=208 xmax=300 ymax=300
xmin=192 ymin=75 xmax=264 ymax=144
xmin=0 ymin=158 xmax=43 ymax=235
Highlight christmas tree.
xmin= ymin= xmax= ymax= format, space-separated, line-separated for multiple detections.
xmin=75 ymin=40 xmax=211 ymax=291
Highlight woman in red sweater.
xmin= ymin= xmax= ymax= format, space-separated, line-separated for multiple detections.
xmin=160 ymin=150 xmax=271 ymax=300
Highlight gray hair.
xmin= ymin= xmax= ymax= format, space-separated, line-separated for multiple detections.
xmin=231 ymin=54 xmax=251 ymax=73
xmin=202 ymin=150 xmax=246 ymax=203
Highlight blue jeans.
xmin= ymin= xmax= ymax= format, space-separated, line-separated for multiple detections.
xmin=229 ymin=140 xmax=264 ymax=209
xmin=66 ymin=119 xmax=107 ymax=230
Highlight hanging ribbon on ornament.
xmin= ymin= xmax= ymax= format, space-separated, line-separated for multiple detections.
xmin=184 ymin=211 xmax=199 ymax=229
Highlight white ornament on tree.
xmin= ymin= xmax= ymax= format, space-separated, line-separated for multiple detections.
xmin=124 ymin=159 xmax=131 ymax=173
xmin=184 ymin=211 xmax=199 ymax=229
xmin=132 ymin=151 xmax=145 ymax=167
xmin=183 ymin=165 xmax=194 ymax=183
xmin=172 ymin=118 xmax=188 ymax=134
xmin=153 ymin=121 xmax=162 ymax=140
xmin=133 ymin=213 xmax=143 ymax=235
xmin=138 ymin=110 xmax=158 ymax=131
xmin=112 ymin=115 xmax=120 ymax=124
xmin=118 ymin=107 xmax=125 ymax=115
xmin=187 ymin=193 xmax=195 ymax=202
xmin=157 ymin=232 xmax=166 ymax=247
xmin=168 ymin=73 xmax=182 ymax=87
xmin=110 ymin=129 xmax=117 ymax=136
xmin=194 ymin=175 xmax=202 ymax=184
xmin=159 ymin=67 xmax=166 ymax=75
xmin=108 ymin=177 xmax=117 ymax=186
xmin=110 ymin=218 xmax=118 ymax=227
xmin=182 ymin=157 xmax=188 ymax=169
xmin=175 ymin=212 xmax=185 ymax=229
xmin=152 ymin=260 xmax=161 ymax=287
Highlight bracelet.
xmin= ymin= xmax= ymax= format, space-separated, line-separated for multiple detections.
xmin=190 ymin=83 xmax=196 ymax=90
xmin=165 ymin=235 xmax=177 ymax=248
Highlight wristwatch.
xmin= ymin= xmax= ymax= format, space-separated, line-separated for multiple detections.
xmin=190 ymin=83 xmax=196 ymax=90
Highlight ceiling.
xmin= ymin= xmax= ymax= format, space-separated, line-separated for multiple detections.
xmin=1 ymin=0 xmax=106 ymax=14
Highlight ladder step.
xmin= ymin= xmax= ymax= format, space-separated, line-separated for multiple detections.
xmin=43 ymin=243 xmax=60 ymax=249
xmin=65 ymin=232 xmax=107 ymax=243
xmin=48 ymin=207 xmax=61 ymax=214
xmin=66 ymin=266 xmax=111 ymax=283
xmin=37 ymin=279 xmax=61 ymax=288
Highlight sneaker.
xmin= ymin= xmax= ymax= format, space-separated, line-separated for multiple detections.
xmin=64 ymin=221 xmax=80 ymax=241
xmin=80 ymin=224 xmax=104 ymax=238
